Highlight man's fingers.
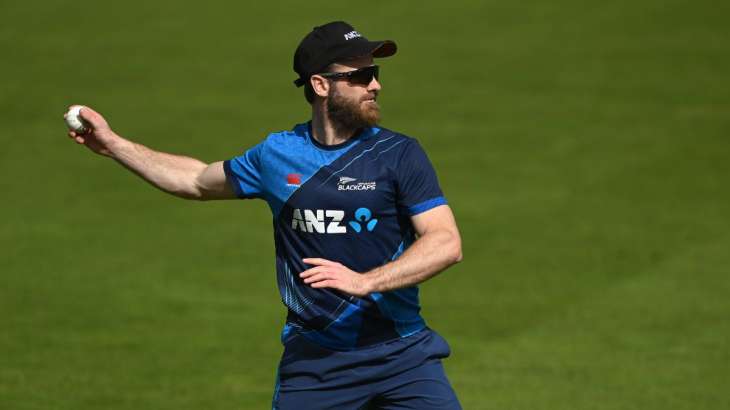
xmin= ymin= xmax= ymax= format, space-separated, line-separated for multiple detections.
xmin=303 ymin=272 xmax=332 ymax=284
xmin=78 ymin=107 xmax=95 ymax=127
xmin=299 ymin=266 xmax=327 ymax=278
xmin=303 ymin=258 xmax=339 ymax=267
xmin=311 ymin=280 xmax=337 ymax=289
xmin=78 ymin=106 xmax=107 ymax=130
xmin=78 ymin=106 xmax=95 ymax=120
xmin=67 ymin=130 xmax=84 ymax=143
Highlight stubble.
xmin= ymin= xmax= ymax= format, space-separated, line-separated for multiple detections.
xmin=326 ymin=87 xmax=380 ymax=134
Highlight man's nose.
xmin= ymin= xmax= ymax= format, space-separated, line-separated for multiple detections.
xmin=368 ymin=77 xmax=382 ymax=91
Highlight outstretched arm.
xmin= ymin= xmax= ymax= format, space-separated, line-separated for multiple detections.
xmin=66 ymin=106 xmax=235 ymax=200
xmin=300 ymin=205 xmax=463 ymax=296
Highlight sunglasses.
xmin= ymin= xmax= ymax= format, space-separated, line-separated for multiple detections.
xmin=318 ymin=65 xmax=380 ymax=86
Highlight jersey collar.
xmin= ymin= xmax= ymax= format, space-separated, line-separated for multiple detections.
xmin=295 ymin=122 xmax=381 ymax=151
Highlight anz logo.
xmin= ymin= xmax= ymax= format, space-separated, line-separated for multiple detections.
xmin=291 ymin=209 xmax=346 ymax=234
xmin=349 ymin=208 xmax=378 ymax=233
xmin=292 ymin=207 xmax=378 ymax=234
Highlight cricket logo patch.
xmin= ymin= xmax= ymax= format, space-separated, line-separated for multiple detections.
xmin=337 ymin=176 xmax=376 ymax=191
xmin=287 ymin=173 xmax=302 ymax=187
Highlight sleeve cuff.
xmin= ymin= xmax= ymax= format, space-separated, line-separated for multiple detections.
xmin=406 ymin=196 xmax=448 ymax=216
xmin=222 ymin=160 xmax=248 ymax=199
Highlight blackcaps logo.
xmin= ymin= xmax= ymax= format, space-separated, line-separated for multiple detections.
xmin=337 ymin=176 xmax=376 ymax=191
xmin=348 ymin=208 xmax=378 ymax=233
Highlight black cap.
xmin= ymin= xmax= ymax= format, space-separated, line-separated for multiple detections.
xmin=293 ymin=21 xmax=397 ymax=87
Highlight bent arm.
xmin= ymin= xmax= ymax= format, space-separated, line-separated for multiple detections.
xmin=66 ymin=105 xmax=235 ymax=200
xmin=363 ymin=205 xmax=462 ymax=292
xmin=300 ymin=205 xmax=463 ymax=296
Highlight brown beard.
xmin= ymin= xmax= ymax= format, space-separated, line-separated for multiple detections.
xmin=326 ymin=86 xmax=380 ymax=134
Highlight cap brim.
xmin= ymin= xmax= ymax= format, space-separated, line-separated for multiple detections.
xmin=372 ymin=40 xmax=397 ymax=58
xmin=336 ymin=40 xmax=397 ymax=62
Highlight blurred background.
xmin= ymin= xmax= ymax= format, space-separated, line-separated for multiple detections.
xmin=1 ymin=0 xmax=728 ymax=408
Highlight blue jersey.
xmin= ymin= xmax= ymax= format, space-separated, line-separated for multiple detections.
xmin=224 ymin=122 xmax=447 ymax=350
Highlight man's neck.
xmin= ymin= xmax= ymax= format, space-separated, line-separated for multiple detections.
xmin=311 ymin=105 xmax=359 ymax=146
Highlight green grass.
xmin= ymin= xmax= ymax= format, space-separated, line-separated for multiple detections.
xmin=1 ymin=0 xmax=729 ymax=408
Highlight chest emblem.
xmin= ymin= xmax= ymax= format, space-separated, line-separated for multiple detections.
xmin=337 ymin=176 xmax=377 ymax=191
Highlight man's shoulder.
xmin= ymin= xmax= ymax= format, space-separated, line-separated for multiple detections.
xmin=371 ymin=127 xmax=427 ymax=158
xmin=375 ymin=126 xmax=410 ymax=140
xmin=260 ymin=123 xmax=308 ymax=147
xmin=374 ymin=127 xmax=424 ymax=148
xmin=233 ymin=124 xmax=306 ymax=157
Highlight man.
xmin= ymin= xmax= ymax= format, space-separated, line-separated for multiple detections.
xmin=66 ymin=21 xmax=463 ymax=410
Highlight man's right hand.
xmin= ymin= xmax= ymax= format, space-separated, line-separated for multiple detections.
xmin=65 ymin=106 xmax=118 ymax=157
xmin=63 ymin=105 xmax=235 ymax=200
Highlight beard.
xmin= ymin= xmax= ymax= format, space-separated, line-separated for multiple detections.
xmin=326 ymin=86 xmax=380 ymax=133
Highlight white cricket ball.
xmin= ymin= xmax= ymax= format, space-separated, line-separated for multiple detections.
xmin=65 ymin=105 xmax=89 ymax=133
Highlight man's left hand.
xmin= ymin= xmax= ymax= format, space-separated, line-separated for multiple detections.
xmin=300 ymin=258 xmax=371 ymax=297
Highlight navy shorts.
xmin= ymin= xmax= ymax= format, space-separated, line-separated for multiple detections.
xmin=272 ymin=328 xmax=461 ymax=410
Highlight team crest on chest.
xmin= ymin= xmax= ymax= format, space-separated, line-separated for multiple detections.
xmin=337 ymin=175 xmax=376 ymax=191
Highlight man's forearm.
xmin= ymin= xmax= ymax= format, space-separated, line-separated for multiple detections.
xmin=299 ymin=206 xmax=462 ymax=297
xmin=363 ymin=229 xmax=462 ymax=293
xmin=108 ymin=135 xmax=208 ymax=199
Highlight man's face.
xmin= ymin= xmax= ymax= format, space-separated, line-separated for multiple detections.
xmin=325 ymin=56 xmax=382 ymax=129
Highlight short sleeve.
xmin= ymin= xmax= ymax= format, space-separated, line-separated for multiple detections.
xmin=395 ymin=139 xmax=447 ymax=216
xmin=223 ymin=142 xmax=265 ymax=199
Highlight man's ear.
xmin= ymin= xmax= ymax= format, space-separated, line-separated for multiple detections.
xmin=311 ymin=75 xmax=330 ymax=98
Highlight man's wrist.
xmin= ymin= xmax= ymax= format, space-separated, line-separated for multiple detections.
xmin=105 ymin=133 xmax=129 ymax=159
xmin=361 ymin=267 xmax=383 ymax=294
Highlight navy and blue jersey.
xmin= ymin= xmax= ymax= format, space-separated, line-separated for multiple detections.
xmin=224 ymin=122 xmax=447 ymax=350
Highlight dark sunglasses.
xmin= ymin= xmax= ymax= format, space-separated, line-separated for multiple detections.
xmin=318 ymin=65 xmax=379 ymax=86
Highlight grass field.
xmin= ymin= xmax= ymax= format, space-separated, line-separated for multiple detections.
xmin=2 ymin=0 xmax=729 ymax=408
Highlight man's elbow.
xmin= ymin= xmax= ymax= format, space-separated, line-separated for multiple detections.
xmin=447 ymin=232 xmax=463 ymax=265
xmin=453 ymin=246 xmax=463 ymax=264
xmin=188 ymin=174 xmax=215 ymax=201
xmin=168 ymin=187 xmax=205 ymax=200
xmin=168 ymin=178 xmax=212 ymax=201
xmin=451 ymin=244 xmax=463 ymax=264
